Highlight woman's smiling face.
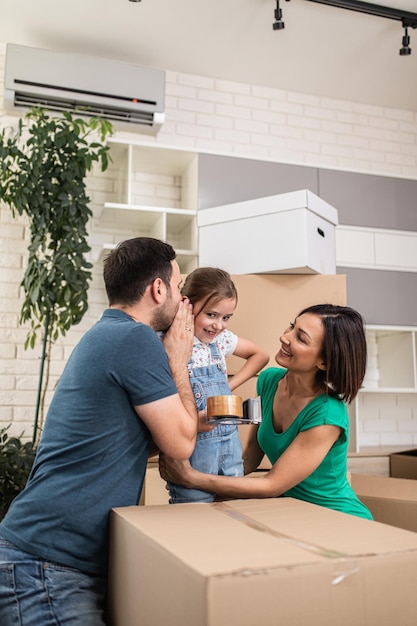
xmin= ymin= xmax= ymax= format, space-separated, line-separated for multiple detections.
xmin=193 ymin=297 xmax=237 ymax=344
xmin=275 ymin=312 xmax=326 ymax=373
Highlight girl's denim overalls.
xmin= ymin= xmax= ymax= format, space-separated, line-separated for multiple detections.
xmin=168 ymin=342 xmax=244 ymax=503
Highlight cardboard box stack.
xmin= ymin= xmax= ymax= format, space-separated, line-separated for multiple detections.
xmin=108 ymin=273 xmax=417 ymax=625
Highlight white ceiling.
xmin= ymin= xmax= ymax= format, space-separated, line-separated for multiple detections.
xmin=1 ymin=0 xmax=417 ymax=111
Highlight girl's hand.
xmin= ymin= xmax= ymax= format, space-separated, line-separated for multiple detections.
xmin=197 ymin=408 xmax=216 ymax=433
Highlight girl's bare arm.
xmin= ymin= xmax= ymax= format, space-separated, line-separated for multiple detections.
xmin=228 ymin=337 xmax=269 ymax=392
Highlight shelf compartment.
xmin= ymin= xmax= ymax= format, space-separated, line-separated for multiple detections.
xmin=349 ymin=325 xmax=417 ymax=453
xmin=364 ymin=327 xmax=416 ymax=390
xmin=106 ymin=141 xmax=199 ymax=210
xmin=166 ymin=213 xmax=197 ymax=252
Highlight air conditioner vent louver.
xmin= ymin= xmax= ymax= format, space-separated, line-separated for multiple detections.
xmin=14 ymin=94 xmax=155 ymax=126
xmin=14 ymin=79 xmax=159 ymax=107
xmin=4 ymin=44 xmax=165 ymax=133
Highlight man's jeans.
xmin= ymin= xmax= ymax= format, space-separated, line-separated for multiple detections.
xmin=0 ymin=539 xmax=107 ymax=625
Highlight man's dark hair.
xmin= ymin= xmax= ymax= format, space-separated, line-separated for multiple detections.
xmin=103 ymin=237 xmax=176 ymax=306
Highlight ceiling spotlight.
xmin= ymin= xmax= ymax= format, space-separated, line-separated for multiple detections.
xmin=280 ymin=1 xmax=417 ymax=56
xmin=400 ymin=25 xmax=412 ymax=56
xmin=272 ymin=0 xmax=285 ymax=30
xmin=128 ymin=0 xmax=141 ymax=3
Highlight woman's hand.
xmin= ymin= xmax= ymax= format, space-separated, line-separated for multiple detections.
xmin=159 ymin=453 xmax=194 ymax=486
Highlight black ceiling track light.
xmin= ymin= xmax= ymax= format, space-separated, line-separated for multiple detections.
xmin=400 ymin=26 xmax=412 ymax=56
xmin=273 ymin=0 xmax=286 ymax=30
xmin=274 ymin=0 xmax=417 ymax=56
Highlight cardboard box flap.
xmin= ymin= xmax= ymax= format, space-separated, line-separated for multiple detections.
xmin=393 ymin=449 xmax=417 ymax=458
xmin=197 ymin=190 xmax=339 ymax=227
xmin=112 ymin=503 xmax=329 ymax=576
xmin=112 ymin=498 xmax=417 ymax=579
xmin=352 ymin=474 xmax=417 ymax=501
xmin=219 ymin=498 xmax=417 ymax=554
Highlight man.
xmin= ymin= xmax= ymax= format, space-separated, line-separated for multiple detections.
xmin=0 ymin=237 xmax=198 ymax=625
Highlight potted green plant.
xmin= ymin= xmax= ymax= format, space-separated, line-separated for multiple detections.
xmin=0 ymin=425 xmax=37 ymax=520
xmin=0 ymin=107 xmax=113 ymax=445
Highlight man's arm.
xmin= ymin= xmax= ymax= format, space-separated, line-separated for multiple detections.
xmin=137 ymin=394 xmax=197 ymax=460
xmin=138 ymin=299 xmax=198 ymax=460
xmin=163 ymin=298 xmax=197 ymax=424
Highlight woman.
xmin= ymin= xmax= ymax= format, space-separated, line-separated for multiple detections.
xmin=160 ymin=304 xmax=373 ymax=519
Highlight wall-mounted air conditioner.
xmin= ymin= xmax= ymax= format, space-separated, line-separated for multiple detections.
xmin=4 ymin=43 xmax=165 ymax=133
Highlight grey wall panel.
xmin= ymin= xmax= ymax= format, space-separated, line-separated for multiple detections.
xmin=338 ymin=267 xmax=417 ymax=326
xmin=199 ymin=155 xmax=417 ymax=231
xmin=319 ymin=170 xmax=417 ymax=231
xmin=198 ymin=152 xmax=417 ymax=327
xmin=198 ymin=153 xmax=318 ymax=209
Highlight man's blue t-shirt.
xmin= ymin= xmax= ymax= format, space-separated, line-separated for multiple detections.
xmin=0 ymin=309 xmax=178 ymax=575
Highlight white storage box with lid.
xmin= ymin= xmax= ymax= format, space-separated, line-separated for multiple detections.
xmin=197 ymin=189 xmax=338 ymax=274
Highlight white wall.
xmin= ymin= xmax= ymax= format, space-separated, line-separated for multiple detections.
xmin=1 ymin=41 xmax=417 ymax=445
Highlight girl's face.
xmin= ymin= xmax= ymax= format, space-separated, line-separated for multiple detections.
xmin=193 ymin=297 xmax=237 ymax=344
xmin=275 ymin=312 xmax=326 ymax=373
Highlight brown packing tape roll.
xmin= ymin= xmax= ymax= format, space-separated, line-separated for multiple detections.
xmin=207 ymin=395 xmax=243 ymax=418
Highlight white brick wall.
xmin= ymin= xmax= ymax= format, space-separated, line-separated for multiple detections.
xmin=1 ymin=40 xmax=417 ymax=446
xmin=356 ymin=393 xmax=417 ymax=448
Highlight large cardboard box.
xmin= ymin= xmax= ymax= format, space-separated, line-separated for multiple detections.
xmin=390 ymin=449 xmax=417 ymax=479
xmin=108 ymin=498 xmax=417 ymax=626
xmin=228 ymin=273 xmax=346 ymax=374
xmin=210 ymin=273 xmax=346 ymax=468
xmin=198 ymin=190 xmax=338 ymax=275
xmin=351 ymin=474 xmax=417 ymax=533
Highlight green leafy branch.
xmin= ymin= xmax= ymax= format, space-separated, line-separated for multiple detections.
xmin=0 ymin=108 xmax=113 ymax=443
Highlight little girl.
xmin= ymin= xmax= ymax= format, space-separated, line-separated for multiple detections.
xmin=167 ymin=267 xmax=269 ymax=503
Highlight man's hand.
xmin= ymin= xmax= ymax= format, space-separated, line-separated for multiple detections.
xmin=163 ymin=298 xmax=194 ymax=373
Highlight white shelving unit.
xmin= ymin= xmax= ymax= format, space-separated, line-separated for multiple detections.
xmin=336 ymin=225 xmax=417 ymax=273
xmin=349 ymin=325 xmax=417 ymax=452
xmin=96 ymin=141 xmax=199 ymax=273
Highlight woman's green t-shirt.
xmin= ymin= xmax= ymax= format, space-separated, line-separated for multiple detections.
xmin=257 ymin=368 xmax=372 ymax=520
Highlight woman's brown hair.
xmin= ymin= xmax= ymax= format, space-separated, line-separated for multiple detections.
xmin=297 ymin=304 xmax=367 ymax=404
